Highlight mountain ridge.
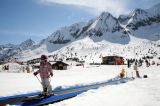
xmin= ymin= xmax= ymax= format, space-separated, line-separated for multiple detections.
xmin=1 ymin=3 xmax=160 ymax=62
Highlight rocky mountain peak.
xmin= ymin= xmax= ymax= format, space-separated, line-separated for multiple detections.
xmin=85 ymin=11 xmax=122 ymax=35
xmin=131 ymin=8 xmax=147 ymax=16
xmin=125 ymin=3 xmax=160 ymax=30
xmin=19 ymin=38 xmax=35 ymax=50
xmin=98 ymin=12 xmax=113 ymax=19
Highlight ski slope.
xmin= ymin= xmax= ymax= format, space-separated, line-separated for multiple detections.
xmin=0 ymin=65 xmax=160 ymax=106
xmin=54 ymin=65 xmax=160 ymax=106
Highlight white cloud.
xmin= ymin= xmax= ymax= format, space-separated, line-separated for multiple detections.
xmin=40 ymin=0 xmax=130 ymax=16
xmin=0 ymin=29 xmax=44 ymax=37
xmin=39 ymin=0 xmax=160 ymax=17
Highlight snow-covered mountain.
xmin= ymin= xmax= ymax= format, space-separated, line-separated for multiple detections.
xmin=1 ymin=3 xmax=160 ymax=62
xmin=19 ymin=38 xmax=35 ymax=50
xmin=40 ymin=11 xmax=129 ymax=46
xmin=119 ymin=3 xmax=160 ymax=41
xmin=38 ymin=3 xmax=160 ymax=47
xmin=0 ymin=39 xmax=35 ymax=61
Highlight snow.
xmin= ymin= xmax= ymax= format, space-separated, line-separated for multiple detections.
xmin=53 ymin=65 xmax=160 ymax=106
xmin=0 ymin=62 xmax=23 ymax=73
xmin=50 ymin=35 xmax=159 ymax=64
xmin=130 ymin=23 xmax=160 ymax=41
xmin=0 ymin=64 xmax=160 ymax=106
xmin=0 ymin=65 xmax=117 ymax=96
xmin=88 ymin=12 xmax=118 ymax=32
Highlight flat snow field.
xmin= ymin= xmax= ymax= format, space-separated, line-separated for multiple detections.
xmin=0 ymin=65 xmax=160 ymax=106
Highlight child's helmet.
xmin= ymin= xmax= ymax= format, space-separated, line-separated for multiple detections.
xmin=41 ymin=55 xmax=47 ymax=60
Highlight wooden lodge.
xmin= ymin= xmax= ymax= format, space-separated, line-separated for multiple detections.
xmin=102 ymin=56 xmax=124 ymax=65
xmin=50 ymin=61 xmax=69 ymax=70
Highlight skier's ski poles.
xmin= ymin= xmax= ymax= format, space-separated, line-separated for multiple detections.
xmin=35 ymin=75 xmax=42 ymax=85
xmin=49 ymin=76 xmax=51 ymax=83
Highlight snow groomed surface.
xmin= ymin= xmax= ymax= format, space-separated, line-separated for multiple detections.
xmin=0 ymin=77 xmax=134 ymax=106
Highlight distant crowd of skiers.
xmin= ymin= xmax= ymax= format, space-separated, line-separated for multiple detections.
xmin=126 ymin=58 xmax=156 ymax=68
xmin=119 ymin=57 xmax=159 ymax=79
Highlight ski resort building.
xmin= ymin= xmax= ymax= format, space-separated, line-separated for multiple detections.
xmin=102 ymin=56 xmax=124 ymax=65
xmin=50 ymin=61 xmax=69 ymax=70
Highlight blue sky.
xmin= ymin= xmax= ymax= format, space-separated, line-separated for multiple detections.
xmin=0 ymin=0 xmax=159 ymax=45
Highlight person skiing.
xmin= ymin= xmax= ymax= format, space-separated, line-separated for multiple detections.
xmin=127 ymin=59 xmax=130 ymax=68
xmin=33 ymin=55 xmax=53 ymax=96
xmin=133 ymin=62 xmax=140 ymax=78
